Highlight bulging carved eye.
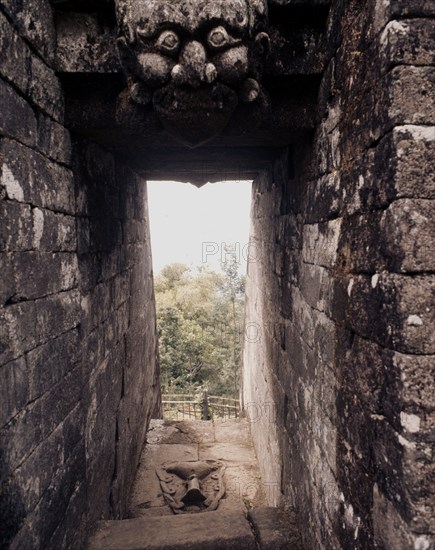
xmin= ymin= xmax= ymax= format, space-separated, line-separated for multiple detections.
xmin=157 ymin=30 xmax=180 ymax=54
xmin=207 ymin=26 xmax=240 ymax=50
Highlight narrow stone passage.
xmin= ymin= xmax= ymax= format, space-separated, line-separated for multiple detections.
xmin=88 ymin=419 xmax=301 ymax=549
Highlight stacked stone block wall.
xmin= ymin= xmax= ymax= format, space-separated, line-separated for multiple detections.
xmin=0 ymin=2 xmax=160 ymax=548
xmin=243 ymin=1 xmax=434 ymax=548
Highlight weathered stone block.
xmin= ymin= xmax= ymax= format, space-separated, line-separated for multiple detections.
xmin=101 ymin=248 xmax=121 ymax=281
xmin=31 ymin=208 xmax=77 ymax=252
xmin=0 ymin=252 xmax=15 ymax=306
xmin=391 ymin=275 xmax=435 ymax=355
xmin=0 ymin=138 xmax=75 ymax=213
xmin=14 ymin=422 xmax=65 ymax=514
xmin=55 ymin=11 xmax=119 ymax=74
xmin=76 ymin=217 xmax=91 ymax=255
xmin=0 ymin=398 xmax=43 ymax=478
xmin=380 ymin=19 xmax=435 ymax=70
xmin=336 ymin=211 xmax=384 ymax=274
xmin=267 ymin=26 xmax=327 ymax=77
xmin=28 ymin=55 xmax=64 ymax=121
xmin=394 ymin=352 xmax=435 ymax=412
xmin=0 ymin=357 xmax=28 ymax=428
xmin=372 ymin=415 xmax=435 ymax=532
xmin=102 ymin=312 xmax=119 ymax=356
xmin=78 ymin=252 xmax=101 ymax=293
xmin=0 ymin=11 xmax=63 ymax=122
xmin=40 ymin=366 xmax=83 ymax=439
xmin=337 ymin=198 xmax=434 ymax=274
xmin=13 ymin=441 xmax=87 ymax=549
xmin=129 ymin=262 xmax=149 ymax=324
xmin=0 ymin=11 xmax=28 ymax=92
xmin=337 ymin=334 xmax=396 ymax=416
xmin=47 ymin=475 xmax=87 ymax=550
xmin=85 ymin=426 xmax=116 ymax=524
xmin=123 ymin=217 xmax=145 ymax=245
xmin=302 ymin=219 xmax=341 ymax=269
xmin=93 ymin=281 xmax=115 ymax=327
xmin=336 ymin=149 xmax=386 ymax=216
xmin=35 ymin=289 xmax=80 ymax=342
xmin=62 ymin=405 xmax=85 ymax=466
xmin=388 ymin=66 xmax=435 ymax=127
xmin=81 ymin=326 xmax=105 ymax=370
xmin=376 ymin=125 xmax=435 ymax=200
xmin=0 ymin=0 xmax=56 ymax=62
xmin=12 ymin=251 xmax=78 ymax=301
xmin=36 ymin=114 xmax=72 ymax=165
xmin=0 ymin=81 xmax=37 ymax=147
xmin=26 ymin=329 xmax=79 ymax=401
xmin=333 ymin=273 xmax=435 ymax=354
xmin=113 ymin=270 xmax=130 ymax=308
xmin=42 ymin=160 xmax=76 ymax=214
xmin=0 ymin=301 xmax=37 ymax=364
xmin=373 ymin=483 xmax=434 ymax=550
xmin=346 ymin=65 xmax=435 ymax=148
xmin=375 ymin=0 xmax=435 ymax=33
xmin=0 ymin=200 xmax=33 ymax=252
xmin=299 ymin=262 xmax=330 ymax=312
xmin=380 ymin=198 xmax=435 ymax=273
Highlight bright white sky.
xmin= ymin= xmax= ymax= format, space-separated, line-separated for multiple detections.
xmin=147 ymin=180 xmax=252 ymax=275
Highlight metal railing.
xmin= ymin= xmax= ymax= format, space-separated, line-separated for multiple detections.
xmin=162 ymin=392 xmax=240 ymax=420
xmin=161 ymin=394 xmax=203 ymax=420
xmin=208 ymin=395 xmax=240 ymax=420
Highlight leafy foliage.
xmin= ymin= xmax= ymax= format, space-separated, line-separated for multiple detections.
xmin=155 ymin=260 xmax=245 ymax=397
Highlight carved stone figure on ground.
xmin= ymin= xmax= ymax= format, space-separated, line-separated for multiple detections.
xmin=156 ymin=460 xmax=226 ymax=513
xmin=115 ymin=0 xmax=270 ymax=146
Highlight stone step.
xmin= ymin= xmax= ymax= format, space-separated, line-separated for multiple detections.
xmin=87 ymin=507 xmax=303 ymax=550
xmin=87 ymin=509 xmax=257 ymax=550
xmin=248 ymin=507 xmax=303 ymax=550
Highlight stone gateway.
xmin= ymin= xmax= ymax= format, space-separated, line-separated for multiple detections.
xmin=0 ymin=0 xmax=434 ymax=549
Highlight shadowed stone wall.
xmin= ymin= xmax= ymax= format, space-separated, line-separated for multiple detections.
xmin=0 ymin=2 xmax=160 ymax=547
xmin=243 ymin=1 xmax=434 ymax=548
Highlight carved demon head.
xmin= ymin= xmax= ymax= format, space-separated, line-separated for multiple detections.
xmin=115 ymin=0 xmax=270 ymax=146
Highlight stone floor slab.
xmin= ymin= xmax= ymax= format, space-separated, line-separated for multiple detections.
xmin=214 ymin=418 xmax=252 ymax=445
xmin=224 ymin=464 xmax=265 ymax=507
xmin=147 ymin=419 xmax=215 ymax=444
xmin=198 ymin=442 xmax=257 ymax=464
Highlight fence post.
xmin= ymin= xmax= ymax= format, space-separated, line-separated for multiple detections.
xmin=202 ymin=391 xmax=209 ymax=420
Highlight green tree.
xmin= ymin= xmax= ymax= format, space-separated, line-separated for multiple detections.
xmin=155 ymin=260 xmax=245 ymax=397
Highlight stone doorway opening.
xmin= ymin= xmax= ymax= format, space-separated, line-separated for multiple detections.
xmin=147 ymin=179 xmax=252 ymax=415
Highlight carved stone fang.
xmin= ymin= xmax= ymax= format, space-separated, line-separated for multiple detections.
xmin=205 ymin=64 xmax=217 ymax=84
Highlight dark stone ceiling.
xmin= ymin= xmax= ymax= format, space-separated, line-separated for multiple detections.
xmin=54 ymin=0 xmax=331 ymax=184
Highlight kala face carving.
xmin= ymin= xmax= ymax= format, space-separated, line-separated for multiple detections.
xmin=115 ymin=0 xmax=270 ymax=146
